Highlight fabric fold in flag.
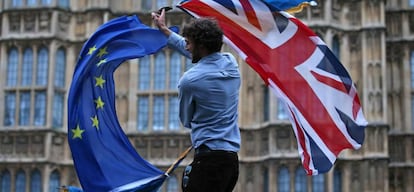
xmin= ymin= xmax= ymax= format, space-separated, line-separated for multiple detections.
xmin=177 ymin=0 xmax=367 ymax=175
xmin=67 ymin=15 xmax=178 ymax=191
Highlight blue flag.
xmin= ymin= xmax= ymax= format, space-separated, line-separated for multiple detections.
xmin=67 ymin=15 xmax=178 ymax=192
xmin=261 ymin=0 xmax=316 ymax=12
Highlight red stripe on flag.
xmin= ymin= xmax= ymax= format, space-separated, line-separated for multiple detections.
xmin=240 ymin=0 xmax=262 ymax=31
xmin=310 ymin=71 xmax=348 ymax=94
xmin=291 ymin=109 xmax=312 ymax=175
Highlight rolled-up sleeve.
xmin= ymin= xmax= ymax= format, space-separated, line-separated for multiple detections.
xmin=167 ymin=32 xmax=192 ymax=59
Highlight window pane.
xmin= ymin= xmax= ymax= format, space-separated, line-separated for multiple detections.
xmin=157 ymin=0 xmax=168 ymax=8
xmin=263 ymin=87 xmax=269 ymax=121
xmin=4 ymin=92 xmax=16 ymax=126
xmin=332 ymin=35 xmax=340 ymax=60
xmin=55 ymin=48 xmax=66 ymax=88
xmin=27 ymin=0 xmax=37 ymax=6
xmin=19 ymin=92 xmax=31 ymax=126
xmin=166 ymin=175 xmax=178 ymax=192
xmin=411 ymin=51 xmax=414 ymax=88
xmin=7 ymin=48 xmax=18 ymax=87
xmin=34 ymin=92 xmax=46 ymax=126
xmin=278 ymin=166 xmax=290 ymax=192
xmin=169 ymin=96 xmax=179 ymax=130
xmin=58 ymin=0 xmax=69 ymax=8
xmin=12 ymin=0 xmax=23 ymax=7
xmin=15 ymin=170 xmax=26 ymax=192
xmin=263 ymin=169 xmax=269 ymax=192
xmin=30 ymin=170 xmax=42 ymax=192
xmin=137 ymin=96 xmax=149 ymax=131
xmin=410 ymin=0 xmax=414 ymax=7
xmin=41 ymin=0 xmax=51 ymax=5
xmin=141 ymin=0 xmax=152 ymax=10
xmin=295 ymin=168 xmax=307 ymax=192
xmin=53 ymin=93 xmax=64 ymax=128
xmin=333 ymin=169 xmax=342 ymax=192
xmin=22 ymin=48 xmax=33 ymax=86
xmin=37 ymin=47 xmax=49 ymax=86
xmin=1 ymin=170 xmax=11 ymax=192
xmin=277 ymin=98 xmax=288 ymax=120
xmin=48 ymin=171 xmax=60 ymax=192
xmin=154 ymin=53 xmax=166 ymax=90
xmin=312 ymin=174 xmax=325 ymax=192
xmin=153 ymin=96 xmax=164 ymax=131
xmin=170 ymin=52 xmax=181 ymax=90
xmin=138 ymin=56 xmax=150 ymax=90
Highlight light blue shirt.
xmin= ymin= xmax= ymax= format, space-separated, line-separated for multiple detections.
xmin=168 ymin=32 xmax=241 ymax=152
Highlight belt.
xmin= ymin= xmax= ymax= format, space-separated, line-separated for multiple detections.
xmin=194 ymin=144 xmax=236 ymax=156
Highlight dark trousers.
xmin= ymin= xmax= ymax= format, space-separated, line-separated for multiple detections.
xmin=182 ymin=148 xmax=239 ymax=192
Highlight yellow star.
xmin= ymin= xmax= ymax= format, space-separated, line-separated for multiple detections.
xmin=95 ymin=75 xmax=106 ymax=89
xmin=94 ymin=96 xmax=105 ymax=109
xmin=97 ymin=46 xmax=108 ymax=58
xmin=71 ymin=124 xmax=85 ymax=139
xmin=87 ymin=45 xmax=97 ymax=55
xmin=91 ymin=115 xmax=99 ymax=129
xmin=97 ymin=58 xmax=107 ymax=66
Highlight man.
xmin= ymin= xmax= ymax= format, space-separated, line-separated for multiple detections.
xmin=152 ymin=9 xmax=241 ymax=192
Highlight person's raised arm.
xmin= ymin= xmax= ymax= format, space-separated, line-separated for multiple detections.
xmin=151 ymin=8 xmax=172 ymax=37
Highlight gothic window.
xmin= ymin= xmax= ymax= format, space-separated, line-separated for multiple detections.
xmin=153 ymin=96 xmax=165 ymax=131
xmin=55 ymin=48 xmax=66 ymax=88
xmin=52 ymin=93 xmax=64 ymax=128
xmin=332 ymin=35 xmax=340 ymax=60
xmin=30 ymin=169 xmax=42 ymax=192
xmin=295 ymin=167 xmax=307 ymax=192
xmin=263 ymin=86 xmax=270 ymax=122
xmin=166 ymin=174 xmax=178 ymax=192
xmin=58 ymin=0 xmax=70 ymax=8
xmin=263 ymin=168 xmax=269 ymax=192
xmin=168 ymin=96 xmax=179 ymax=130
xmin=34 ymin=91 xmax=46 ymax=126
xmin=37 ymin=47 xmax=49 ymax=86
xmin=333 ymin=168 xmax=342 ymax=192
xmin=157 ymin=0 xmax=168 ymax=8
xmin=27 ymin=0 xmax=37 ymax=6
xmin=15 ymin=170 xmax=26 ymax=192
xmin=138 ymin=56 xmax=150 ymax=90
xmin=170 ymin=51 xmax=181 ymax=90
xmin=277 ymin=166 xmax=290 ymax=192
xmin=312 ymin=174 xmax=325 ymax=192
xmin=19 ymin=92 xmax=31 ymax=126
xmin=137 ymin=96 xmax=149 ymax=131
xmin=7 ymin=47 xmax=18 ymax=87
xmin=141 ymin=0 xmax=152 ymax=11
xmin=410 ymin=0 xmax=414 ymax=7
xmin=22 ymin=48 xmax=33 ymax=86
xmin=48 ymin=170 xmax=60 ymax=192
xmin=154 ymin=52 xmax=166 ymax=90
xmin=277 ymin=98 xmax=288 ymax=120
xmin=41 ymin=0 xmax=52 ymax=5
xmin=0 ymin=170 xmax=11 ymax=192
xmin=4 ymin=92 xmax=16 ymax=126
xmin=12 ymin=0 xmax=23 ymax=7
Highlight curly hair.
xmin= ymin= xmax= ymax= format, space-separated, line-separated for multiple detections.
xmin=182 ymin=18 xmax=223 ymax=53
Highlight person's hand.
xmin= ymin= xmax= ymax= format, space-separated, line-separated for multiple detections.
xmin=152 ymin=8 xmax=171 ymax=37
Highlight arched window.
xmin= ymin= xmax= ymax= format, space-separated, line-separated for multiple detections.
xmin=48 ymin=170 xmax=60 ymax=192
xmin=333 ymin=168 xmax=342 ymax=192
xmin=295 ymin=167 xmax=307 ymax=192
xmin=170 ymin=51 xmax=181 ymax=90
xmin=34 ymin=92 xmax=46 ymax=126
xmin=138 ymin=56 xmax=150 ymax=90
xmin=30 ymin=169 xmax=42 ymax=192
xmin=154 ymin=52 xmax=166 ymax=90
xmin=19 ymin=92 xmax=31 ymax=126
xmin=168 ymin=96 xmax=179 ymax=130
xmin=166 ymin=174 xmax=178 ymax=192
xmin=55 ymin=48 xmax=66 ymax=88
xmin=312 ymin=174 xmax=325 ymax=192
xmin=332 ymin=35 xmax=340 ymax=60
xmin=7 ymin=47 xmax=18 ymax=87
xmin=37 ymin=47 xmax=49 ymax=85
xmin=153 ymin=96 xmax=165 ymax=131
xmin=53 ymin=93 xmax=64 ymax=128
xmin=277 ymin=166 xmax=290 ymax=192
xmin=15 ymin=170 xmax=26 ymax=192
xmin=21 ymin=48 xmax=33 ymax=86
xmin=4 ymin=92 xmax=16 ymax=126
xmin=137 ymin=96 xmax=149 ymax=131
xmin=0 ymin=170 xmax=11 ymax=192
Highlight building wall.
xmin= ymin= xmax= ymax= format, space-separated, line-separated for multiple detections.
xmin=0 ymin=0 xmax=413 ymax=192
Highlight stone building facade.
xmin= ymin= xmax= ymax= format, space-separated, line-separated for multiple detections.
xmin=0 ymin=0 xmax=413 ymax=192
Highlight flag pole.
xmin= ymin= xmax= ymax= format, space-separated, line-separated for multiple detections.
xmin=165 ymin=146 xmax=193 ymax=176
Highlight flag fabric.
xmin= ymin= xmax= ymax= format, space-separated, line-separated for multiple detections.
xmin=177 ymin=0 xmax=367 ymax=175
xmin=67 ymin=15 xmax=179 ymax=191
xmin=261 ymin=0 xmax=317 ymax=13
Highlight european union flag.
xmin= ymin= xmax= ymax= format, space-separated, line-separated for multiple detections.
xmin=261 ymin=0 xmax=317 ymax=12
xmin=67 ymin=15 xmax=179 ymax=192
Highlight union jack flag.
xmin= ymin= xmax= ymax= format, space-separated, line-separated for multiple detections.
xmin=177 ymin=0 xmax=367 ymax=175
